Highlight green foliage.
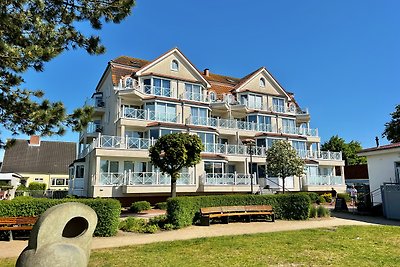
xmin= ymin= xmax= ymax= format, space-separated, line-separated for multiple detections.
xmin=148 ymin=215 xmax=168 ymax=229
xmin=309 ymin=206 xmax=318 ymax=218
xmin=119 ymin=217 xmax=160 ymax=234
xmin=337 ymin=193 xmax=351 ymax=202
xmin=167 ymin=194 xmax=311 ymax=228
xmin=317 ymin=206 xmax=330 ymax=217
xmin=149 ymin=133 xmax=203 ymax=197
xmin=16 ymin=184 xmax=27 ymax=191
xmin=318 ymin=195 xmax=326 ymax=204
xmin=321 ymin=135 xmax=366 ymax=165
xmin=130 ymin=201 xmax=151 ymax=213
xmin=28 ymin=182 xmax=46 ymax=191
xmin=155 ymin=202 xmax=168 ymax=210
xmin=321 ymin=193 xmax=332 ymax=203
xmin=305 ymin=192 xmax=320 ymax=203
xmin=265 ymin=140 xmax=304 ymax=193
xmin=382 ymin=104 xmax=400 ymax=143
xmin=0 ymin=198 xmax=121 ymax=236
xmin=0 ymin=0 xmax=136 ymax=147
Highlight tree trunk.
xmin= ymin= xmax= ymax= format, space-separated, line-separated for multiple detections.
xmin=282 ymin=177 xmax=285 ymax=194
xmin=170 ymin=172 xmax=179 ymax=198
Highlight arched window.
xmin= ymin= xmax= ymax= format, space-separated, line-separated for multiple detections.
xmin=171 ymin=60 xmax=179 ymax=71
xmin=259 ymin=77 xmax=266 ymax=87
xmin=209 ymin=91 xmax=216 ymax=102
xmin=125 ymin=77 xmax=133 ymax=88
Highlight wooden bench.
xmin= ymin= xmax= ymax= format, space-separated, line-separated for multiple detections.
xmin=200 ymin=205 xmax=274 ymax=226
xmin=0 ymin=216 xmax=38 ymax=241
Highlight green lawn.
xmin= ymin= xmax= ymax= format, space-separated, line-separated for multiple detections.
xmin=4 ymin=225 xmax=400 ymax=266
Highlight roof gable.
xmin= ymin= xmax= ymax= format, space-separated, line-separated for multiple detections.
xmin=234 ymin=67 xmax=290 ymax=99
xmin=136 ymin=48 xmax=211 ymax=88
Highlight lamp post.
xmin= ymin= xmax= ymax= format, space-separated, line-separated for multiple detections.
xmin=243 ymin=139 xmax=255 ymax=194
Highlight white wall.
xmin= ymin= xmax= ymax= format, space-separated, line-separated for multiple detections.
xmin=366 ymin=151 xmax=400 ymax=203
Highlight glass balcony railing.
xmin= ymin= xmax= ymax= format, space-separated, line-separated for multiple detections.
xmin=121 ymin=107 xmax=179 ymax=123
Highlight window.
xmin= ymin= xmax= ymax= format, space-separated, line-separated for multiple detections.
xmin=171 ymin=60 xmax=179 ymax=71
xmin=125 ymin=77 xmax=133 ymax=88
xmin=100 ymin=160 xmax=119 ymax=174
xmin=259 ymin=77 xmax=266 ymax=87
xmin=34 ymin=178 xmax=44 ymax=183
xmin=75 ymin=165 xmax=84 ymax=178
xmin=241 ymin=94 xmax=262 ymax=109
xmin=272 ymin=98 xmax=285 ymax=113
xmin=51 ymin=178 xmax=68 ymax=186
xmin=204 ymin=161 xmax=224 ymax=174
xmin=282 ymin=118 xmax=296 ymax=134
xmin=191 ymin=107 xmax=208 ymax=125
xmin=124 ymin=161 xmax=134 ymax=172
xmin=145 ymin=102 xmax=177 ymax=122
xmin=185 ymin=83 xmax=202 ymax=101
xmin=195 ymin=132 xmax=215 ymax=144
xmin=209 ymin=92 xmax=216 ymax=102
xmin=160 ymin=129 xmax=180 ymax=136
xmin=144 ymin=78 xmax=171 ymax=97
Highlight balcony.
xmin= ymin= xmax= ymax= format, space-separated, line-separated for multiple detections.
xmin=79 ymin=122 xmax=102 ymax=140
xmin=180 ymin=92 xmax=209 ymax=103
xmin=303 ymin=175 xmax=343 ymax=186
xmin=84 ymin=98 xmax=105 ymax=109
xmin=99 ymin=172 xmax=193 ymax=185
xmin=202 ymin=173 xmax=252 ymax=185
xmin=121 ymin=107 xmax=179 ymax=123
xmin=115 ymin=83 xmax=174 ymax=98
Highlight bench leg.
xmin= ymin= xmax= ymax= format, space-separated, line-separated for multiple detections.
xmin=271 ymin=214 xmax=275 ymax=222
xmin=200 ymin=216 xmax=210 ymax=226
xmin=222 ymin=216 xmax=229 ymax=224
xmin=246 ymin=215 xmax=251 ymax=223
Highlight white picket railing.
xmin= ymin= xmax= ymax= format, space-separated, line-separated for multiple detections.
xmin=202 ymin=173 xmax=252 ymax=185
xmin=99 ymin=172 xmax=192 ymax=185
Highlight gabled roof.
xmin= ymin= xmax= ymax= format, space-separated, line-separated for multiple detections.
xmin=0 ymin=139 xmax=76 ymax=175
xmin=358 ymin=142 xmax=400 ymax=154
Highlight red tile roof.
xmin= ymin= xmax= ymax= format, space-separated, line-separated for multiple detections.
xmin=359 ymin=142 xmax=400 ymax=153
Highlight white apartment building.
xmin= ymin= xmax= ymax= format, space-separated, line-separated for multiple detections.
xmin=69 ymin=48 xmax=345 ymax=201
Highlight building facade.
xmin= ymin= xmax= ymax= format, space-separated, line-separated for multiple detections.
xmin=69 ymin=48 xmax=345 ymax=200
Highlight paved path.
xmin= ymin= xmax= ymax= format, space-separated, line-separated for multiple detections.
xmin=1 ymin=211 xmax=399 ymax=259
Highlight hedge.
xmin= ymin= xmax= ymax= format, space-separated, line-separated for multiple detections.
xmin=0 ymin=198 xmax=121 ymax=237
xmin=167 ymin=193 xmax=311 ymax=228
xmin=130 ymin=201 xmax=151 ymax=213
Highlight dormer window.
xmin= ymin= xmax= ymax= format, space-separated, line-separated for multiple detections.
xmin=171 ymin=60 xmax=179 ymax=71
xmin=259 ymin=77 xmax=266 ymax=87
xmin=209 ymin=91 xmax=216 ymax=102
xmin=125 ymin=77 xmax=133 ymax=88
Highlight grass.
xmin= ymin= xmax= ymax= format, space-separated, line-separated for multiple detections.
xmin=3 ymin=225 xmax=400 ymax=266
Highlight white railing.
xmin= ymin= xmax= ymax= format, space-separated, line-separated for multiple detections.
xmin=99 ymin=172 xmax=193 ymax=185
xmin=180 ymin=92 xmax=209 ymax=102
xmin=121 ymin=106 xmax=179 ymax=123
xmin=303 ymin=175 xmax=343 ymax=186
xmin=95 ymin=136 xmax=156 ymax=150
xmin=203 ymin=173 xmax=252 ymax=185
xmin=280 ymin=126 xmax=318 ymax=137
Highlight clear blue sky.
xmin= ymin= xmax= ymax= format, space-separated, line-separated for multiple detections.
xmin=1 ymin=0 xmax=399 ymax=160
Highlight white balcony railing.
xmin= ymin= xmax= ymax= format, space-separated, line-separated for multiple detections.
xmin=202 ymin=173 xmax=252 ymax=185
xmin=99 ymin=172 xmax=193 ymax=186
xmin=121 ymin=106 xmax=179 ymax=123
xmin=180 ymin=92 xmax=209 ymax=102
xmin=303 ymin=175 xmax=343 ymax=186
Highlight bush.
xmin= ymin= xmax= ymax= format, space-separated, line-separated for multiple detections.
xmin=163 ymin=223 xmax=175 ymax=231
xmin=28 ymin=182 xmax=46 ymax=191
xmin=167 ymin=193 xmax=311 ymax=228
xmin=130 ymin=201 xmax=151 ymax=213
xmin=309 ymin=206 xmax=318 ymax=218
xmin=318 ymin=195 xmax=326 ymax=204
xmin=337 ymin=193 xmax=351 ymax=202
xmin=321 ymin=193 xmax=332 ymax=203
xmin=16 ymin=184 xmax=27 ymax=191
xmin=143 ymin=224 xmax=159 ymax=234
xmin=119 ymin=217 xmax=160 ymax=234
xmin=317 ymin=205 xmax=330 ymax=217
xmin=0 ymin=198 xmax=121 ymax=237
xmin=155 ymin=202 xmax=168 ymax=210
xmin=305 ymin=192 xmax=319 ymax=203
xmin=148 ymin=215 xmax=168 ymax=228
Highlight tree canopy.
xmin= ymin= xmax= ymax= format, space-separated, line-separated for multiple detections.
xmin=321 ymin=135 xmax=366 ymax=165
xmin=382 ymin=104 xmax=400 ymax=143
xmin=0 ymin=0 xmax=136 ymax=147
xmin=265 ymin=140 xmax=304 ymax=193
xmin=149 ymin=133 xmax=203 ymax=198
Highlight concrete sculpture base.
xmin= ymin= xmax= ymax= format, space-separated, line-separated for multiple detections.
xmin=16 ymin=202 xmax=98 ymax=267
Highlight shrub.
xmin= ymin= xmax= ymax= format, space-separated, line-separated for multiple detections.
xmin=28 ymin=182 xmax=46 ymax=191
xmin=322 ymin=193 xmax=332 ymax=203
xmin=148 ymin=215 xmax=168 ymax=228
xmin=155 ymin=202 xmax=168 ymax=210
xmin=309 ymin=205 xmax=318 ymax=218
xmin=318 ymin=195 xmax=326 ymax=204
xmin=130 ymin=201 xmax=151 ymax=213
xmin=16 ymin=184 xmax=27 ymax=191
xmin=317 ymin=205 xmax=330 ymax=217
xmin=0 ymin=198 xmax=121 ymax=237
xmin=143 ymin=224 xmax=159 ymax=234
xmin=163 ymin=223 xmax=175 ymax=231
xmin=167 ymin=193 xmax=311 ymax=228
xmin=337 ymin=193 xmax=351 ymax=202
xmin=120 ymin=217 xmax=147 ymax=232
xmin=306 ymin=192 xmax=319 ymax=203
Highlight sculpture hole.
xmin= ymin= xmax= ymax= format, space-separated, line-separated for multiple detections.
xmin=62 ymin=217 xmax=89 ymax=238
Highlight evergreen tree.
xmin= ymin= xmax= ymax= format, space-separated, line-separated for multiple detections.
xmin=382 ymin=104 xmax=400 ymax=143
xmin=265 ymin=140 xmax=304 ymax=193
xmin=149 ymin=133 xmax=203 ymax=198
xmin=0 ymin=0 xmax=136 ymax=147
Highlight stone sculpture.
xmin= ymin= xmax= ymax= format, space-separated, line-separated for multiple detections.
xmin=16 ymin=202 xmax=98 ymax=267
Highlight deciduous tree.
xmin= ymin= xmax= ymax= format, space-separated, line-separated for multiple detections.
xmin=321 ymin=135 xmax=366 ymax=165
xmin=149 ymin=133 xmax=203 ymax=198
xmin=265 ymin=140 xmax=304 ymax=193
xmin=382 ymin=104 xmax=400 ymax=143
xmin=0 ymin=0 xmax=136 ymax=147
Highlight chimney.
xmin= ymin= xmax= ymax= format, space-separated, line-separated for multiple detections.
xmin=204 ymin=68 xmax=210 ymax=77
xmin=29 ymin=135 xmax=40 ymax=146
xmin=375 ymin=136 xmax=379 ymax=147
